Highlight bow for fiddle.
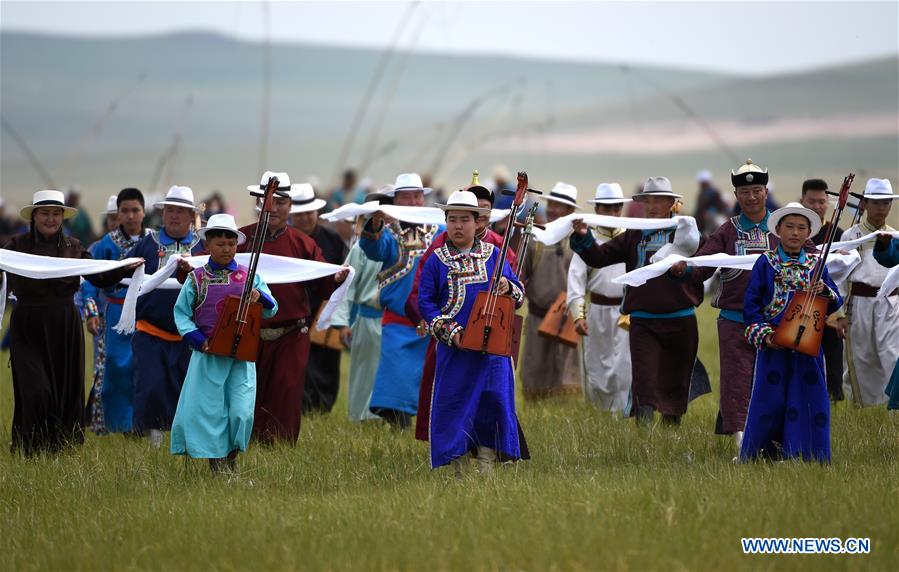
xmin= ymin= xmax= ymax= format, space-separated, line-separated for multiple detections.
xmin=459 ymin=171 xmax=536 ymax=355
xmin=207 ymin=176 xmax=288 ymax=361
xmin=772 ymin=173 xmax=854 ymax=356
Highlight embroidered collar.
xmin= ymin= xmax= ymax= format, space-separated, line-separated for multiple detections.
xmin=157 ymin=228 xmax=195 ymax=246
xmin=445 ymin=238 xmax=489 ymax=260
xmin=738 ymin=211 xmax=770 ymax=232
xmin=777 ymin=244 xmax=807 ymax=264
xmin=208 ymin=259 xmax=238 ymax=271
xmin=266 ymin=225 xmax=287 ymax=241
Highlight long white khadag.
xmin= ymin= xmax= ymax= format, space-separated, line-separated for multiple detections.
xmin=533 ymin=213 xmax=682 ymax=246
xmin=320 ymin=202 xmax=510 ymax=225
xmin=0 ymin=250 xmax=145 ymax=333
xmin=613 ymin=249 xmax=862 ymax=287
xmin=879 ymin=264 xmax=899 ymax=299
xmin=109 ymin=253 xmax=355 ymax=335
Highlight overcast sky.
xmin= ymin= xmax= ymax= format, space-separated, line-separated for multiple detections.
xmin=2 ymin=0 xmax=897 ymax=74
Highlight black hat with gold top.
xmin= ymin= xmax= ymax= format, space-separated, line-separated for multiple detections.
xmin=461 ymin=170 xmax=494 ymax=206
xmin=731 ymin=158 xmax=769 ymax=188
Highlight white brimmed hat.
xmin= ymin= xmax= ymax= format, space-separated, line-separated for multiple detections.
xmin=861 ymin=178 xmax=897 ymax=200
xmin=540 ymin=182 xmax=582 ymax=210
xmin=104 ymin=195 xmax=119 ymax=214
xmin=768 ymin=202 xmax=821 ymax=238
xmin=198 ymin=213 xmax=247 ymax=245
xmin=154 ymin=185 xmax=199 ymax=211
xmin=289 ymin=183 xmax=327 ymax=214
xmin=437 ymin=190 xmax=491 ymax=215
xmin=696 ymin=169 xmax=713 ymax=183
xmin=388 ymin=173 xmax=432 ymax=196
xmin=246 ymin=171 xmax=310 ymax=194
xmin=634 ymin=176 xmax=682 ymax=200
xmin=19 ymin=190 xmax=78 ymax=220
xmin=587 ymin=183 xmax=631 ymax=205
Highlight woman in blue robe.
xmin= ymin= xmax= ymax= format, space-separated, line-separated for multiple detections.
xmin=418 ymin=190 xmax=528 ymax=473
xmin=740 ymin=203 xmax=843 ymax=463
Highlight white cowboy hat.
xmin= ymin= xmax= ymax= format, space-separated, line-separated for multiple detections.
xmin=696 ymin=169 xmax=713 ymax=183
xmin=246 ymin=171 xmax=310 ymax=194
xmin=587 ymin=183 xmax=632 ymax=205
xmin=437 ymin=190 xmax=491 ymax=215
xmin=104 ymin=195 xmax=119 ymax=214
xmin=289 ymin=183 xmax=327 ymax=214
xmin=634 ymin=176 xmax=682 ymax=200
xmin=388 ymin=173 xmax=432 ymax=196
xmin=198 ymin=213 xmax=247 ymax=245
xmin=19 ymin=190 xmax=78 ymax=220
xmin=540 ymin=182 xmax=582 ymax=210
xmin=154 ymin=185 xmax=199 ymax=211
xmin=861 ymin=178 xmax=897 ymax=200
xmin=768 ymin=202 xmax=821 ymax=238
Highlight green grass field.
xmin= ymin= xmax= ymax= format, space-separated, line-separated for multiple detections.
xmin=0 ymin=303 xmax=896 ymax=571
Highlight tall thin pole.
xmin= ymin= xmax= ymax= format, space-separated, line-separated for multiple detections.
xmin=1 ymin=117 xmax=56 ymax=189
xmin=258 ymin=1 xmax=272 ymax=174
xmin=330 ymin=1 xmax=419 ymax=184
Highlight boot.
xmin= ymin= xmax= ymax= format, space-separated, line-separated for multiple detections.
xmin=147 ymin=429 xmax=164 ymax=448
xmin=451 ymin=455 xmax=469 ymax=479
xmin=661 ymin=414 xmax=681 ymax=426
xmin=733 ymin=431 xmax=744 ymax=451
xmin=226 ymin=450 xmax=239 ymax=473
xmin=476 ymin=446 xmax=496 ymax=474
xmin=635 ymin=405 xmax=655 ymax=426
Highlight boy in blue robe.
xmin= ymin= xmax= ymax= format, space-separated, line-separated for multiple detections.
xmin=741 ymin=203 xmax=843 ymax=463
xmin=171 ymin=214 xmax=277 ymax=472
xmin=418 ymin=190 xmax=527 ymax=474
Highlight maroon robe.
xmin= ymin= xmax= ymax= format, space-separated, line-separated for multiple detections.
xmin=238 ymin=224 xmax=339 ymax=443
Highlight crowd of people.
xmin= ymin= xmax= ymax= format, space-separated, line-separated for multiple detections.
xmin=1 ymin=160 xmax=897 ymax=474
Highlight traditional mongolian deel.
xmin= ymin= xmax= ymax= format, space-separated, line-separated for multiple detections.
xmin=840 ymin=218 xmax=899 ymax=407
xmin=91 ymin=227 xmax=148 ymax=432
xmin=741 ymin=247 xmax=842 ymax=462
xmin=237 ymin=222 xmax=340 ymax=443
xmin=170 ymin=261 xmax=278 ymax=458
xmin=687 ymin=212 xmax=779 ymax=434
xmin=571 ymin=225 xmax=703 ymax=418
xmin=567 ymin=227 xmax=631 ymax=412
xmin=331 ymin=244 xmax=384 ymax=422
xmin=360 ymin=219 xmax=441 ymax=419
xmin=127 ymin=228 xmax=204 ymax=434
xmin=4 ymin=227 xmax=130 ymax=455
xmin=418 ymin=238 xmax=528 ymax=468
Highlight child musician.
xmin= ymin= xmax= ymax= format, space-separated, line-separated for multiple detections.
xmin=418 ymin=190 xmax=528 ymax=475
xmin=741 ymin=203 xmax=842 ymax=463
xmin=170 ymin=214 xmax=278 ymax=473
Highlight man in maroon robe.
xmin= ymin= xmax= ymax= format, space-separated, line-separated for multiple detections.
xmin=239 ymin=172 xmax=348 ymax=444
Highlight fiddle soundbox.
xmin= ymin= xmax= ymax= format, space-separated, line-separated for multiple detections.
xmin=207 ymin=175 xmax=288 ymax=362
xmin=772 ymin=173 xmax=854 ymax=357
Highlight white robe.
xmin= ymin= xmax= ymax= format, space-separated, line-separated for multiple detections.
xmin=567 ymin=228 xmax=632 ymax=412
xmin=841 ymin=222 xmax=899 ymax=406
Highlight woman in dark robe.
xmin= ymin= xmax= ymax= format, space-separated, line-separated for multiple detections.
xmin=2 ymin=190 xmax=141 ymax=456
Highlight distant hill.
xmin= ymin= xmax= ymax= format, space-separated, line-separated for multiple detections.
xmin=1 ymin=31 xmax=896 ymax=224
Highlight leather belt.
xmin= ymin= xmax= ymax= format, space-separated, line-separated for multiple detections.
xmin=260 ymin=318 xmax=310 ymax=341
xmin=590 ymin=293 xmax=623 ymax=306
xmin=850 ymin=283 xmax=897 ymax=298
